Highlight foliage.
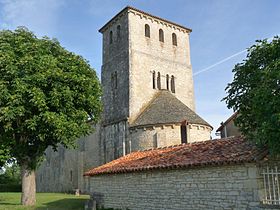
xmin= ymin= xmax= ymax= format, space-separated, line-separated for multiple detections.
xmin=0 ymin=27 xmax=102 ymax=169
xmin=0 ymin=193 xmax=89 ymax=210
xmin=0 ymin=144 xmax=11 ymax=168
xmin=224 ymin=36 xmax=280 ymax=154
xmin=0 ymin=162 xmax=21 ymax=184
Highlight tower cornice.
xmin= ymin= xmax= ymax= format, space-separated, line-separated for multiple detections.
xmin=99 ymin=6 xmax=192 ymax=34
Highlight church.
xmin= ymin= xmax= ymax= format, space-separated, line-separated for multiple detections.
xmin=36 ymin=6 xmax=213 ymax=193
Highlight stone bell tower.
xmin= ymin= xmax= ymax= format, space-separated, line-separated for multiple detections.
xmin=99 ymin=6 xmax=196 ymax=162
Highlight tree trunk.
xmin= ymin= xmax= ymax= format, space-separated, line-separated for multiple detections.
xmin=21 ymin=163 xmax=36 ymax=206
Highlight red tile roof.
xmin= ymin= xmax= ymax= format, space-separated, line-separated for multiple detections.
xmin=84 ymin=136 xmax=268 ymax=176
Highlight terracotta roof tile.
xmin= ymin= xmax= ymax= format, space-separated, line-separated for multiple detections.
xmin=84 ymin=136 xmax=268 ymax=176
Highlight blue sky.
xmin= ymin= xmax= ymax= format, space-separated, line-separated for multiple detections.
xmin=1 ymin=0 xmax=280 ymax=136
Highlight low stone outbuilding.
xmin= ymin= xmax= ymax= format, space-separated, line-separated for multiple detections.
xmin=84 ymin=136 xmax=280 ymax=210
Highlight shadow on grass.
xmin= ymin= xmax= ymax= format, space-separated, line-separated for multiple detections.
xmin=36 ymin=198 xmax=86 ymax=210
xmin=0 ymin=202 xmax=20 ymax=206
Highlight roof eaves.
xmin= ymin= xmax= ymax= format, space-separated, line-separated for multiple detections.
xmin=216 ymin=112 xmax=238 ymax=132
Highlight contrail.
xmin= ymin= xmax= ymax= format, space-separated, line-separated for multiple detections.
xmin=193 ymin=49 xmax=247 ymax=76
xmin=193 ymin=36 xmax=277 ymax=76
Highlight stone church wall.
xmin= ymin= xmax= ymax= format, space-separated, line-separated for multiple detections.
xmin=189 ymin=124 xmax=212 ymax=143
xmin=129 ymin=125 xmax=181 ymax=151
xmin=36 ymin=125 xmax=102 ymax=193
xmin=88 ymin=163 xmax=271 ymax=210
xmin=101 ymin=12 xmax=130 ymax=123
xmin=129 ymin=124 xmax=211 ymax=151
xmin=102 ymin=120 xmax=128 ymax=163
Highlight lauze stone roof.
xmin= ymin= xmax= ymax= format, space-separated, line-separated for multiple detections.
xmin=130 ymin=90 xmax=211 ymax=128
xmin=84 ymin=136 xmax=268 ymax=176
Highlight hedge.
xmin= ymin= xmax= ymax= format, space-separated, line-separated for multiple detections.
xmin=0 ymin=183 xmax=21 ymax=192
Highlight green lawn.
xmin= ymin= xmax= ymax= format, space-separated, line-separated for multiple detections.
xmin=0 ymin=192 xmax=89 ymax=210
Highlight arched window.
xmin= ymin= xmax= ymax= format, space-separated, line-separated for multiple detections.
xmin=159 ymin=29 xmax=164 ymax=42
xmin=166 ymin=74 xmax=169 ymax=90
xmin=157 ymin=72 xmax=161 ymax=90
xmin=117 ymin=25 xmax=121 ymax=39
xmin=114 ymin=71 xmax=117 ymax=89
xmin=145 ymin=24 xmax=150 ymax=38
xmin=172 ymin=33 xmax=177 ymax=46
xmin=70 ymin=170 xmax=73 ymax=182
xmin=180 ymin=125 xmax=187 ymax=143
xmin=109 ymin=31 xmax=113 ymax=44
xmin=152 ymin=71 xmax=156 ymax=89
xmin=171 ymin=75 xmax=175 ymax=93
xmin=111 ymin=71 xmax=118 ymax=90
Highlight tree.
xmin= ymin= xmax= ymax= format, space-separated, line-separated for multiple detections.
xmin=224 ymin=36 xmax=280 ymax=154
xmin=0 ymin=144 xmax=11 ymax=168
xmin=0 ymin=161 xmax=21 ymax=185
xmin=0 ymin=27 xmax=102 ymax=205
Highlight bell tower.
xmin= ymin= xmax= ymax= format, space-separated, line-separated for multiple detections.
xmin=99 ymin=6 xmax=196 ymax=162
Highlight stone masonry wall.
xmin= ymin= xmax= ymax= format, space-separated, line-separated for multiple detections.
xmin=88 ymin=163 xmax=271 ymax=210
xmin=189 ymin=124 xmax=212 ymax=143
xmin=36 ymin=125 xmax=102 ymax=193
xmin=129 ymin=124 xmax=211 ymax=152
xmin=128 ymin=10 xmax=195 ymax=122
xmin=129 ymin=125 xmax=181 ymax=151
xmin=101 ymin=12 xmax=130 ymax=123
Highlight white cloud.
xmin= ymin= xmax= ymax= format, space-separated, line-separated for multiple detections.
xmin=0 ymin=0 xmax=65 ymax=35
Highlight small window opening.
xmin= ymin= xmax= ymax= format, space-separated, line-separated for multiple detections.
xmin=117 ymin=25 xmax=121 ymax=40
xmin=172 ymin=33 xmax=177 ymax=46
xmin=114 ymin=71 xmax=117 ymax=89
xmin=70 ymin=170 xmax=73 ymax=182
xmin=180 ymin=125 xmax=187 ymax=144
xmin=109 ymin=31 xmax=113 ymax=44
xmin=157 ymin=72 xmax=161 ymax=90
xmin=171 ymin=75 xmax=175 ymax=93
xmin=111 ymin=71 xmax=117 ymax=90
xmin=166 ymin=74 xmax=169 ymax=90
xmin=159 ymin=29 xmax=164 ymax=42
xmin=145 ymin=24 xmax=150 ymax=38
xmin=152 ymin=71 xmax=156 ymax=89
xmin=153 ymin=133 xmax=158 ymax=148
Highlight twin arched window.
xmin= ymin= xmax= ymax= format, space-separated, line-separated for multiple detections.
xmin=109 ymin=25 xmax=121 ymax=44
xmin=152 ymin=72 xmax=175 ymax=92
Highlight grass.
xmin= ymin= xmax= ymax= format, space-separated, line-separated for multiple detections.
xmin=0 ymin=192 xmax=89 ymax=210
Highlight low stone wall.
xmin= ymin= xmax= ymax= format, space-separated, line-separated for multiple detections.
xmin=88 ymin=163 xmax=276 ymax=210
